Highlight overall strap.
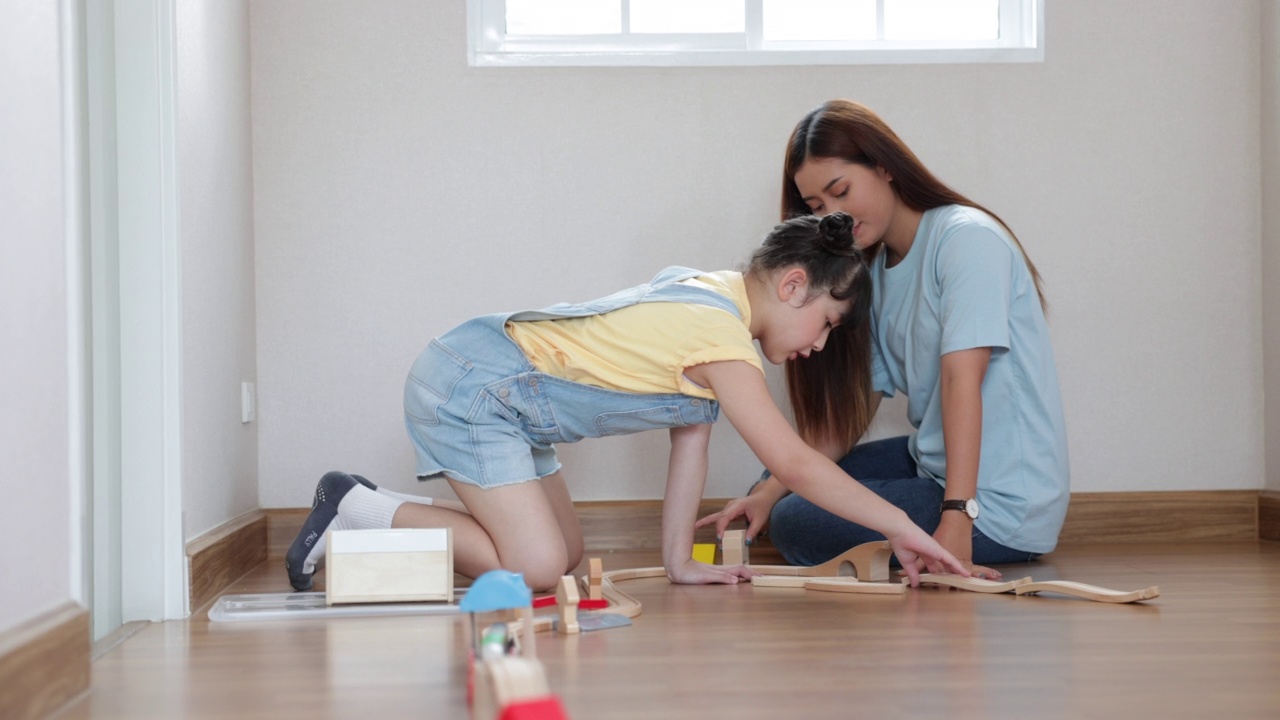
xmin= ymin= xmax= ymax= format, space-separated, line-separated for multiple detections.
xmin=506 ymin=267 xmax=741 ymax=323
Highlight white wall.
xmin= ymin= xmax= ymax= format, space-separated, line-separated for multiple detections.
xmin=177 ymin=0 xmax=260 ymax=539
xmin=251 ymin=0 xmax=1266 ymax=507
xmin=1264 ymin=0 xmax=1280 ymax=494
xmin=0 ymin=0 xmax=74 ymax=628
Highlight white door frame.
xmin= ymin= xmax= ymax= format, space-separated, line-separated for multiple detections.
xmin=85 ymin=0 xmax=188 ymax=627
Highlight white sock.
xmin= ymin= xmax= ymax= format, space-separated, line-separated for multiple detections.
xmin=302 ymin=486 xmax=405 ymax=574
xmin=335 ymin=484 xmax=404 ymax=531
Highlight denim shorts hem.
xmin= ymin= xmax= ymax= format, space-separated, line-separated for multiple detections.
xmin=415 ymin=464 xmax=562 ymax=489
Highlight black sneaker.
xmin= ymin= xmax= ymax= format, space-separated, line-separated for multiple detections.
xmin=284 ymin=471 xmax=361 ymax=591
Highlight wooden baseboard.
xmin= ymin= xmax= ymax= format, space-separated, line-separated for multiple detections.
xmin=0 ymin=603 xmax=89 ymax=720
xmin=186 ymin=510 xmax=268 ymax=612
xmin=1261 ymin=491 xmax=1280 ymax=542
xmin=1058 ymin=490 xmax=1259 ymax=545
xmin=267 ymin=507 xmax=310 ymax=559
xmin=262 ymin=489 xmax=1266 ymax=569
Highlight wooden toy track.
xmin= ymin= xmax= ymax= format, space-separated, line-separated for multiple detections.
xmin=1014 ymin=580 xmax=1160 ymax=604
xmin=910 ymin=573 xmax=1035 ymax=593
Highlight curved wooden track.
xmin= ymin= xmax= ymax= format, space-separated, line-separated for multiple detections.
xmin=747 ymin=540 xmax=893 ymax=581
xmin=1014 ymin=580 xmax=1160 ymax=604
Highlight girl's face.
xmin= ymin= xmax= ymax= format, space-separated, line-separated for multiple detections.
xmin=758 ymin=276 xmax=852 ymax=365
xmin=792 ymin=157 xmax=899 ymax=250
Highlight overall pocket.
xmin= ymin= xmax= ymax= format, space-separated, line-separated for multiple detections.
xmin=405 ymin=339 xmax=472 ymax=426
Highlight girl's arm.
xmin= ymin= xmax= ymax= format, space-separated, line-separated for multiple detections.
xmin=687 ymin=361 xmax=967 ymax=585
xmin=934 ymin=347 xmax=1000 ymax=578
xmin=662 ymin=422 xmax=755 ymax=585
xmin=696 ymin=392 xmax=883 ymax=541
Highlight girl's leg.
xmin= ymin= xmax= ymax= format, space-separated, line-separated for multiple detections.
xmin=391 ymin=472 xmax=579 ymax=592
xmin=534 ymin=471 xmax=585 ymax=573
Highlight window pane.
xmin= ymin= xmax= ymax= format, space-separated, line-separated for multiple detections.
xmin=884 ymin=0 xmax=999 ymax=41
xmin=763 ymin=0 xmax=876 ymax=42
xmin=630 ymin=0 xmax=745 ymax=34
xmin=506 ymin=0 xmax=621 ymax=35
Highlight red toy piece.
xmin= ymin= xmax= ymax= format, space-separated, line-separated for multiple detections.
xmin=531 ymin=596 xmax=608 ymax=611
xmin=499 ymin=696 xmax=570 ymax=720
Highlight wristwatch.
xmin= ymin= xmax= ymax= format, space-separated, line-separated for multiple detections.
xmin=941 ymin=498 xmax=980 ymax=520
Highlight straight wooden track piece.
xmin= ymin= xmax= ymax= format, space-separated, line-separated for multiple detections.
xmin=804 ymin=578 xmax=905 ymax=595
xmin=1013 ymin=580 xmax=1160 ymax=604
xmin=721 ymin=529 xmax=748 ymax=566
xmin=750 ymin=575 xmax=808 ymax=588
xmin=472 ymin=656 xmax=550 ymax=720
xmin=749 ymin=540 xmax=894 ymax=581
xmin=908 ymin=573 xmax=1033 ymax=594
xmin=555 ymin=576 xmax=579 ymax=635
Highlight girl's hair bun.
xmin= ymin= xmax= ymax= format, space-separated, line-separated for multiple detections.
xmin=817 ymin=212 xmax=857 ymax=257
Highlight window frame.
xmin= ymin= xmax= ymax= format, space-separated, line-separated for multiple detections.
xmin=467 ymin=0 xmax=1044 ymax=67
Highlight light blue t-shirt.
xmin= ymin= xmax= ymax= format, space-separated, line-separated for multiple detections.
xmin=869 ymin=205 xmax=1069 ymax=554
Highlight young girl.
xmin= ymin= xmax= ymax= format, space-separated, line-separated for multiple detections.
xmin=286 ymin=213 xmax=968 ymax=593
xmin=699 ymin=100 xmax=1070 ymax=579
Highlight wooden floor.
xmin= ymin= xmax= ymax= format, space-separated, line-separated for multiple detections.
xmin=56 ymin=541 xmax=1280 ymax=719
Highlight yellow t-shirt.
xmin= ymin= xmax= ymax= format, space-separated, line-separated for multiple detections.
xmin=504 ymin=271 xmax=763 ymax=400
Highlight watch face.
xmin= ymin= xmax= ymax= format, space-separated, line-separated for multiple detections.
xmin=964 ymin=498 xmax=980 ymax=519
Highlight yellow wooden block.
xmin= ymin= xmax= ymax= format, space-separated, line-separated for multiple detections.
xmin=692 ymin=543 xmax=716 ymax=564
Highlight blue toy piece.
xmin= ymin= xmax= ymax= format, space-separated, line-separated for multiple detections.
xmin=461 ymin=570 xmax=532 ymax=613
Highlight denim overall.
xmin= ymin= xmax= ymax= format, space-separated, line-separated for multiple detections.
xmin=403 ymin=266 xmax=743 ymax=488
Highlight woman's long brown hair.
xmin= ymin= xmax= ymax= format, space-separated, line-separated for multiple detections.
xmin=781 ymin=99 xmax=1046 ymax=451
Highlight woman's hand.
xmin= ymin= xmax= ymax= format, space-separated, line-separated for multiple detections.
xmin=666 ymin=558 xmax=757 ymax=585
xmin=694 ymin=491 xmax=777 ymax=544
xmin=926 ymin=513 xmax=1001 ymax=579
xmin=885 ymin=524 xmax=971 ymax=587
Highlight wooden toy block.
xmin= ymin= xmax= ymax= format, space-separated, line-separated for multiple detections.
xmin=1013 ymin=580 xmax=1160 ymax=604
xmin=555 ymin=575 xmax=579 ymax=634
xmin=588 ymin=558 xmax=603 ymax=601
xmin=691 ymin=543 xmax=716 ymax=565
xmin=751 ymin=575 xmax=809 ymax=588
xmin=721 ymin=529 xmax=748 ymax=566
xmin=325 ymin=527 xmax=452 ymax=605
xmin=908 ymin=573 xmax=1033 ymax=594
xmin=804 ymin=578 xmax=906 ymax=595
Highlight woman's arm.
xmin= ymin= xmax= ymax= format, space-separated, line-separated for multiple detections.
xmin=935 ymin=347 xmax=999 ymax=578
xmin=687 ymin=361 xmax=967 ymax=584
xmin=662 ymin=422 xmax=755 ymax=585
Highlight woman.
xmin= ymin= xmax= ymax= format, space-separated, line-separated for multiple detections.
xmin=698 ymin=100 xmax=1069 ymax=578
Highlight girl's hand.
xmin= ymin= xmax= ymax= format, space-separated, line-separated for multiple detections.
xmin=885 ymin=525 xmax=971 ymax=587
xmin=694 ymin=492 xmax=776 ymax=544
xmin=666 ymin=559 xmax=757 ymax=586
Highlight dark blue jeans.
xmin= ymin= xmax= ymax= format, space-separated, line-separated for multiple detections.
xmin=765 ymin=436 xmax=1041 ymax=567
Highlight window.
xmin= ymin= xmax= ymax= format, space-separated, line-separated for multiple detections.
xmin=468 ymin=0 xmax=1043 ymax=67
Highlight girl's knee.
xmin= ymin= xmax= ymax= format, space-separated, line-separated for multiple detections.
xmin=502 ymin=549 xmax=569 ymax=592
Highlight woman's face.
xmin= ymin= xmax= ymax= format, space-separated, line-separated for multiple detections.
xmin=792 ymin=157 xmax=898 ymax=251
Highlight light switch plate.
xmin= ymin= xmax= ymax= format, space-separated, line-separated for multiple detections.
xmin=241 ymin=382 xmax=256 ymax=423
